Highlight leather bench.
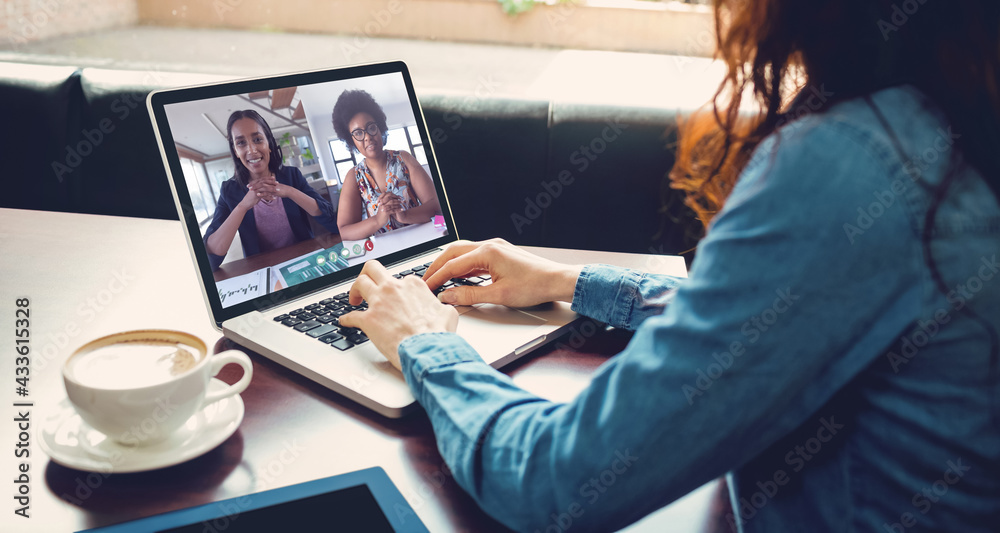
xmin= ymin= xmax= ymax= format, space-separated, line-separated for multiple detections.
xmin=1 ymin=62 xmax=696 ymax=257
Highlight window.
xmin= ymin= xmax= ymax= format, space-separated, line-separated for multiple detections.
xmin=330 ymin=138 xmax=357 ymax=185
xmin=329 ymin=125 xmax=427 ymax=184
xmin=179 ymin=157 xmax=216 ymax=225
xmin=297 ymin=135 xmax=318 ymax=167
xmin=205 ymin=159 xmax=235 ymax=194
xmin=406 ymin=125 xmax=428 ymax=165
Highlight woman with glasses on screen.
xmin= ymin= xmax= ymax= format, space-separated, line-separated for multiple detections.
xmin=332 ymin=89 xmax=441 ymax=240
xmin=203 ymin=109 xmax=338 ymax=271
xmin=339 ymin=1 xmax=1000 ymax=531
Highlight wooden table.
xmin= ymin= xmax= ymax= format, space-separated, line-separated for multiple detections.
xmin=0 ymin=208 xmax=729 ymax=532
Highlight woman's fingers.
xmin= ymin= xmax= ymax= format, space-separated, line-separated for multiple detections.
xmin=379 ymin=195 xmax=402 ymax=208
xmin=378 ymin=197 xmax=404 ymax=217
xmin=424 ymin=245 xmax=494 ymax=290
xmin=339 ymin=264 xmax=459 ymax=370
xmin=348 ymin=274 xmax=377 ymax=307
xmin=337 ymin=309 xmax=367 ymax=330
xmin=437 ymin=282 xmax=502 ymax=306
xmin=348 ymin=261 xmax=392 ymax=305
xmin=240 ymin=185 xmax=263 ymax=208
xmin=253 ymin=181 xmax=280 ymax=197
xmin=422 ymin=241 xmax=489 ymax=281
xmin=425 ymin=239 xmax=581 ymax=307
xmin=248 ymin=183 xmax=275 ymax=202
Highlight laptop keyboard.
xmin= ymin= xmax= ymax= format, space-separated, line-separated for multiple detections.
xmin=271 ymin=261 xmax=492 ymax=351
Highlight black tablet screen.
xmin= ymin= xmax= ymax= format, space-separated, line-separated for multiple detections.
xmin=157 ymin=484 xmax=394 ymax=532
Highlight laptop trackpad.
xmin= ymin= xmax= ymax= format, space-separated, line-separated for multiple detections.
xmin=456 ymin=304 xmax=548 ymax=361
xmin=460 ymin=303 xmax=547 ymax=325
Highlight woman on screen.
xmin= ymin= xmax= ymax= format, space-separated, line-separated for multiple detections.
xmin=332 ymin=89 xmax=441 ymax=240
xmin=204 ymin=109 xmax=338 ymax=271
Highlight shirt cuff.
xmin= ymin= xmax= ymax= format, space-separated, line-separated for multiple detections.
xmin=571 ymin=264 xmax=642 ymax=328
xmin=399 ymin=331 xmax=485 ymax=392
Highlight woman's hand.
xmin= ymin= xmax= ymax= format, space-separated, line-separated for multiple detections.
xmin=375 ymin=193 xmax=403 ymax=226
xmin=250 ymin=177 xmax=286 ymax=199
xmin=339 ymin=261 xmax=458 ymax=370
xmin=253 ymin=176 xmax=326 ymax=217
xmin=237 ymin=183 xmax=263 ymax=211
xmin=423 ymin=239 xmax=583 ymax=308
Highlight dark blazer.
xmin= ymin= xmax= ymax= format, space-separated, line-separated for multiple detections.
xmin=203 ymin=166 xmax=338 ymax=270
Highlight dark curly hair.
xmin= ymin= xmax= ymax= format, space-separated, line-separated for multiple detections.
xmin=332 ymin=89 xmax=389 ymax=154
xmin=227 ymin=109 xmax=282 ymax=187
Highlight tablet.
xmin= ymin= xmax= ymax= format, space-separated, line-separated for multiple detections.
xmin=78 ymin=467 xmax=429 ymax=532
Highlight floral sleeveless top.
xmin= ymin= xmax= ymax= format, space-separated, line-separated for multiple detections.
xmin=354 ymin=150 xmax=421 ymax=234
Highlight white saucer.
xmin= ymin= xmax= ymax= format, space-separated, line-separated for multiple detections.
xmin=39 ymin=378 xmax=245 ymax=473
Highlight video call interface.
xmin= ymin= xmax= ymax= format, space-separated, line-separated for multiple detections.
xmin=162 ymin=72 xmax=448 ymax=309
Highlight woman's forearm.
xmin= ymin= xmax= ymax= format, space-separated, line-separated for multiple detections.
xmin=206 ymin=204 xmax=248 ymax=256
xmin=397 ymin=201 xmax=441 ymax=225
xmin=286 ymin=187 xmax=322 ymax=217
xmin=339 ymin=215 xmax=385 ymax=241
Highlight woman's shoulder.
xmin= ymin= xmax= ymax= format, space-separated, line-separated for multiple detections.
xmin=756 ymin=86 xmax=943 ymax=178
xmin=733 ymin=93 xmax=917 ymax=209
xmin=392 ymin=149 xmax=416 ymax=164
xmin=219 ymin=177 xmax=244 ymax=196
xmin=390 ymin=150 xmax=420 ymax=175
xmin=803 ymin=85 xmax=947 ymax=161
xmin=353 ymin=157 xmax=369 ymax=175
xmin=276 ymin=165 xmax=304 ymax=182
xmin=729 ymin=85 xmax=967 ymax=244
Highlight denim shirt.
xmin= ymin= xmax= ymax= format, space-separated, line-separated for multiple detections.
xmin=398 ymin=86 xmax=1000 ymax=532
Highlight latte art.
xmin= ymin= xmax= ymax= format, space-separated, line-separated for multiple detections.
xmin=69 ymin=342 xmax=202 ymax=389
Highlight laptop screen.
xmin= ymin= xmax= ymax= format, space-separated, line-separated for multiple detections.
xmin=149 ymin=63 xmax=457 ymax=325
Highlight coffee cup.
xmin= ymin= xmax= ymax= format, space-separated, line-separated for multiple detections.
xmin=63 ymin=330 xmax=253 ymax=446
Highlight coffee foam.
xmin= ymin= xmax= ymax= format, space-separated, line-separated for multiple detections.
xmin=69 ymin=341 xmax=202 ymax=389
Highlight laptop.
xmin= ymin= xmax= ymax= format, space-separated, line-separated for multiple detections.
xmin=146 ymin=61 xmax=581 ymax=417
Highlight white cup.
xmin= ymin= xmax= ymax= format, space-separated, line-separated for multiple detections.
xmin=63 ymin=330 xmax=253 ymax=446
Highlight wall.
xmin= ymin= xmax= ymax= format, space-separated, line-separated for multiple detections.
xmin=136 ymin=0 xmax=715 ymax=56
xmin=3 ymin=0 xmax=138 ymax=46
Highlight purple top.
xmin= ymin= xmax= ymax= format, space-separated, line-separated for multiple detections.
xmin=252 ymin=198 xmax=296 ymax=252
